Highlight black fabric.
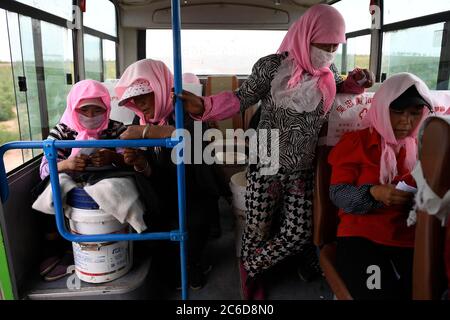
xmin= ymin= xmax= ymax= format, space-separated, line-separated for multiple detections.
xmin=132 ymin=114 xmax=222 ymax=266
xmin=390 ymin=85 xmax=431 ymax=111
xmin=329 ymin=184 xmax=383 ymax=214
xmin=336 ymin=237 xmax=414 ymax=300
xmin=248 ymin=105 xmax=262 ymax=131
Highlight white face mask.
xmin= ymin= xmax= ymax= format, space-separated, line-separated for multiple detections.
xmin=78 ymin=114 xmax=105 ymax=129
xmin=310 ymin=46 xmax=337 ymax=69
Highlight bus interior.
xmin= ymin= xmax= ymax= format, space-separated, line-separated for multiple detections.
xmin=0 ymin=0 xmax=449 ymax=300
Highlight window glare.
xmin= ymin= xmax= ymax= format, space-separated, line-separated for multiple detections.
xmin=332 ymin=0 xmax=372 ymax=33
xmin=384 ymin=0 xmax=450 ymax=24
xmin=382 ymin=23 xmax=444 ymax=89
xmin=84 ymin=0 xmax=117 ymax=37
xmin=15 ymin=0 xmax=72 ymax=20
xmin=346 ymin=35 xmax=371 ymax=72
xmin=146 ymin=30 xmax=287 ymax=75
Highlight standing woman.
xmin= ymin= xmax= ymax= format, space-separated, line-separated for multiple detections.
xmin=179 ymin=4 xmax=373 ymax=299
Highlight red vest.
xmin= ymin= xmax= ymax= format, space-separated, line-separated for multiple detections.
xmin=329 ymin=128 xmax=416 ymax=247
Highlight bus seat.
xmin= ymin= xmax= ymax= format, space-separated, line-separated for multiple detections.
xmin=313 ymin=123 xmax=352 ymax=300
xmin=206 ymin=75 xmax=242 ymax=132
xmin=413 ymin=117 xmax=450 ymax=300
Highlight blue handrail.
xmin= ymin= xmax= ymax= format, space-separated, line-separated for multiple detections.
xmin=171 ymin=0 xmax=189 ymax=301
xmin=0 ymin=0 xmax=189 ymax=300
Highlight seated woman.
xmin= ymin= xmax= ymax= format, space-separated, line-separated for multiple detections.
xmin=328 ymin=73 xmax=433 ymax=300
xmin=37 ymin=79 xmax=127 ymax=281
xmin=116 ymin=59 xmax=221 ymax=290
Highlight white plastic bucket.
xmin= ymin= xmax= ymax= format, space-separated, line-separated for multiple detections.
xmin=229 ymin=171 xmax=247 ymax=257
xmin=68 ymin=207 xmax=133 ymax=284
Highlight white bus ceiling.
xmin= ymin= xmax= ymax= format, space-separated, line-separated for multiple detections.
xmin=117 ymin=0 xmax=329 ymax=30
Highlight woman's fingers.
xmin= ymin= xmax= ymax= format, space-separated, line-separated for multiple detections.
xmin=171 ymin=88 xmax=204 ymax=115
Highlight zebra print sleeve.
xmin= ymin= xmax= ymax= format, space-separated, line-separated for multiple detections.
xmin=47 ymin=123 xmax=76 ymax=160
xmin=330 ymin=63 xmax=344 ymax=85
xmin=235 ymin=54 xmax=284 ymax=112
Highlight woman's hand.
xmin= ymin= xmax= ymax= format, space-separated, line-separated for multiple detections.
xmin=123 ymin=148 xmax=151 ymax=174
xmin=172 ymin=89 xmax=205 ymax=115
xmin=146 ymin=125 xmax=175 ymax=139
xmin=370 ymin=184 xmax=414 ymax=207
xmin=120 ymin=125 xmax=145 ymax=140
xmin=59 ymin=154 xmax=89 ymax=172
xmin=349 ymin=68 xmax=375 ymax=88
xmin=123 ymin=148 xmax=143 ymax=166
xmin=89 ymin=149 xmax=115 ymax=167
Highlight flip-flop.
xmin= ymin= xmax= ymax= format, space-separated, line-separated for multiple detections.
xmin=39 ymin=256 xmax=61 ymax=276
xmin=44 ymin=252 xmax=74 ymax=282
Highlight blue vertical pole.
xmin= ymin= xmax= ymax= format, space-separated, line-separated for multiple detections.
xmin=171 ymin=0 xmax=188 ymax=300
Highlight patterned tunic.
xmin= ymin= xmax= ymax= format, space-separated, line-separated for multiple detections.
xmin=235 ymin=52 xmax=343 ymax=171
xmin=40 ymin=120 xmax=126 ymax=179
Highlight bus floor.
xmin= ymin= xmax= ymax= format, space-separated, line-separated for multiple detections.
xmin=24 ymin=198 xmax=333 ymax=300
xmin=153 ymin=197 xmax=334 ymax=300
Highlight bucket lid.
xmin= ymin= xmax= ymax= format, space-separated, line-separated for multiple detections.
xmin=67 ymin=207 xmax=119 ymax=223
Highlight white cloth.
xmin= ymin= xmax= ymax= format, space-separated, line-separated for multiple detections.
xmin=407 ymin=115 xmax=450 ymax=227
xmin=32 ymin=174 xmax=147 ymax=233
xmin=32 ymin=173 xmax=77 ymax=216
xmin=407 ymin=162 xmax=450 ymax=227
xmin=271 ymin=56 xmax=323 ymax=114
xmin=84 ymin=177 xmax=147 ymax=233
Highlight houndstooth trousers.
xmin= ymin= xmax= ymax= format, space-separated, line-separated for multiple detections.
xmin=240 ymin=166 xmax=314 ymax=278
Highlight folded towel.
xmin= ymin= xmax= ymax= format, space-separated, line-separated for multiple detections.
xmin=32 ymin=173 xmax=77 ymax=216
xmin=84 ymin=177 xmax=147 ymax=233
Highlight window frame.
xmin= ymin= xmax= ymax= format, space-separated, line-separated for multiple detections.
xmin=332 ymin=0 xmax=450 ymax=87
xmin=0 ymin=0 xmax=120 ymax=174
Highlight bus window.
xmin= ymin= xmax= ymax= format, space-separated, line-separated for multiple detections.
xmin=14 ymin=0 xmax=72 ymax=21
xmin=83 ymin=0 xmax=117 ymax=37
xmin=384 ymin=0 xmax=450 ymax=24
xmin=345 ymin=35 xmax=371 ymax=74
xmin=41 ymin=21 xmax=74 ymax=128
xmin=332 ymin=0 xmax=372 ymax=33
xmin=103 ymin=39 xmax=117 ymax=81
xmin=84 ymin=34 xmax=102 ymax=81
xmin=382 ymin=23 xmax=444 ymax=89
xmin=146 ymin=29 xmax=286 ymax=75
xmin=0 ymin=9 xmax=22 ymax=172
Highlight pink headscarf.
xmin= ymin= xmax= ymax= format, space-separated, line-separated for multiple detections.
xmin=183 ymin=72 xmax=200 ymax=84
xmin=363 ymin=73 xmax=433 ymax=184
xmin=60 ymin=80 xmax=111 ymax=157
xmin=115 ymin=59 xmax=174 ymax=125
xmin=277 ymin=4 xmax=346 ymax=112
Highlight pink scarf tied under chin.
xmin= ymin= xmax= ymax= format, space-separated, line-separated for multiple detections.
xmin=362 ymin=73 xmax=433 ymax=184
xmin=277 ymin=4 xmax=346 ymax=113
